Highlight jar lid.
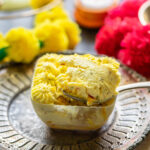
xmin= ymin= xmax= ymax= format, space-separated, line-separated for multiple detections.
xmin=74 ymin=0 xmax=119 ymax=28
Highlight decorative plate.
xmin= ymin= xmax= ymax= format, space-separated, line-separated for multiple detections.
xmin=0 ymin=55 xmax=149 ymax=150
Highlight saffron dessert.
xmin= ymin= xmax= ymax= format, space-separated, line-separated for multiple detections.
xmin=31 ymin=54 xmax=120 ymax=130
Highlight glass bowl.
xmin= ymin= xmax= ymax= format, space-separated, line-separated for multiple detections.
xmin=31 ymin=97 xmax=116 ymax=131
xmin=0 ymin=0 xmax=61 ymax=33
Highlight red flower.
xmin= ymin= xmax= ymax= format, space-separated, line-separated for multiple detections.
xmin=95 ymin=23 xmax=120 ymax=58
xmin=118 ymin=25 xmax=150 ymax=77
xmin=105 ymin=0 xmax=147 ymax=24
xmin=95 ymin=17 xmax=141 ymax=58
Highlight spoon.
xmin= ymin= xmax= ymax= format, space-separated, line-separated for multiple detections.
xmin=63 ymin=81 xmax=150 ymax=104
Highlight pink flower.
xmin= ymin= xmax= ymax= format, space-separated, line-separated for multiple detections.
xmin=95 ymin=17 xmax=141 ymax=58
xmin=95 ymin=23 xmax=120 ymax=57
xmin=118 ymin=25 xmax=150 ymax=77
xmin=105 ymin=0 xmax=147 ymax=24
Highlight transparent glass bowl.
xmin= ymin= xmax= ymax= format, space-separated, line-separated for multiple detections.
xmin=0 ymin=0 xmax=61 ymax=33
xmin=31 ymin=53 xmax=117 ymax=131
xmin=31 ymin=97 xmax=116 ymax=131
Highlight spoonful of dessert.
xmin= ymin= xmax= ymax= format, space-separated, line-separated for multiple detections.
xmin=63 ymin=81 xmax=150 ymax=104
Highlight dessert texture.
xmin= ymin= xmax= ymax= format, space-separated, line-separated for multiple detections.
xmin=31 ymin=54 xmax=120 ymax=106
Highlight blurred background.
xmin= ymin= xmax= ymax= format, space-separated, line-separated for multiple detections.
xmin=0 ymin=0 xmax=149 ymax=78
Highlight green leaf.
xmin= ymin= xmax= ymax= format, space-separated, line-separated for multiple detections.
xmin=39 ymin=40 xmax=44 ymax=49
xmin=0 ymin=47 xmax=8 ymax=61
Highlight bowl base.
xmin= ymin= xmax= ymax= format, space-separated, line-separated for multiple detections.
xmin=9 ymin=88 xmax=116 ymax=145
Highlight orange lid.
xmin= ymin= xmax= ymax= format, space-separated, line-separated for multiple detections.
xmin=74 ymin=0 xmax=119 ymax=28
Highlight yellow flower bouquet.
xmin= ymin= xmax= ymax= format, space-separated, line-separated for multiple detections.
xmin=0 ymin=1 xmax=81 ymax=64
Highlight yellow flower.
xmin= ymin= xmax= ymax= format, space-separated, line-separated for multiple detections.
xmin=34 ymin=21 xmax=69 ymax=53
xmin=34 ymin=5 xmax=81 ymax=50
xmin=0 ymin=33 xmax=10 ymax=62
xmin=0 ymin=33 xmax=9 ymax=49
xmin=35 ymin=6 xmax=68 ymax=26
xmin=5 ymin=28 xmax=40 ymax=63
xmin=54 ymin=19 xmax=81 ymax=49
xmin=30 ymin=0 xmax=53 ymax=9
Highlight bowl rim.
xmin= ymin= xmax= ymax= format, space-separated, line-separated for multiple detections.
xmin=0 ymin=0 xmax=61 ymax=20
xmin=138 ymin=0 xmax=150 ymax=25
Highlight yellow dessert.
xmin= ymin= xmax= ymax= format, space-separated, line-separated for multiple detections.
xmin=31 ymin=54 xmax=120 ymax=106
xmin=31 ymin=53 xmax=120 ymax=130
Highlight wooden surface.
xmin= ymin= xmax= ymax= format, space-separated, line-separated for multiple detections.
xmin=136 ymin=134 xmax=150 ymax=150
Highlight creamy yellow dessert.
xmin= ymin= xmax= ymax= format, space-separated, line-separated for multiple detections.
xmin=31 ymin=54 xmax=120 ymax=106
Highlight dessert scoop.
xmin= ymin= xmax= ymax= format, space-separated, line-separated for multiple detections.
xmin=63 ymin=82 xmax=150 ymax=104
